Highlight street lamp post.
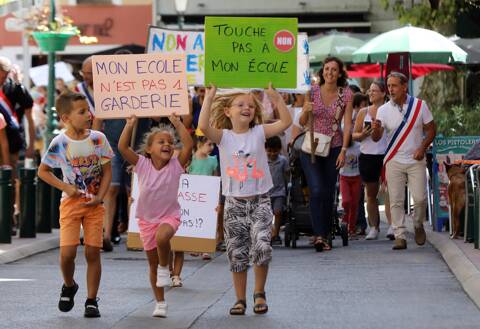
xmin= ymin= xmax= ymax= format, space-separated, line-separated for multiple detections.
xmin=174 ymin=0 xmax=188 ymax=30
xmin=45 ymin=0 xmax=58 ymax=147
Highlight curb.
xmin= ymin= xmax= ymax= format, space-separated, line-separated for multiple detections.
xmin=422 ymin=226 xmax=480 ymax=309
xmin=381 ymin=210 xmax=480 ymax=310
xmin=0 ymin=233 xmax=60 ymax=264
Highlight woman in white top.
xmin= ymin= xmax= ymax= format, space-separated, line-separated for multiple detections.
xmin=352 ymin=80 xmax=393 ymax=240
xmin=287 ymin=93 xmax=306 ymax=145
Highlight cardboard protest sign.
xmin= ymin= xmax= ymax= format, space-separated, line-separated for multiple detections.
xmin=277 ymin=33 xmax=310 ymax=94
xmin=127 ymin=174 xmax=221 ymax=253
xmin=92 ymin=53 xmax=189 ymax=119
xmin=171 ymin=174 xmax=221 ymax=252
xmin=147 ymin=27 xmax=205 ymax=86
xmin=205 ymin=16 xmax=298 ymax=89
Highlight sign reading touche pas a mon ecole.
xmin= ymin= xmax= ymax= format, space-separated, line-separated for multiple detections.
xmin=205 ymin=17 xmax=298 ymax=89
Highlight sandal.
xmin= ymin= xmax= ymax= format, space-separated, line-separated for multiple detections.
xmin=229 ymin=299 xmax=246 ymax=315
xmin=253 ymin=292 xmax=268 ymax=314
xmin=314 ymin=237 xmax=331 ymax=252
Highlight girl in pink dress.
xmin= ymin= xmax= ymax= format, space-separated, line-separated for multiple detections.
xmin=118 ymin=114 xmax=193 ymax=318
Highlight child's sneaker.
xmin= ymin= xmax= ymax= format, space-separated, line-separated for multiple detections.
xmin=202 ymin=253 xmax=212 ymax=260
xmin=58 ymin=281 xmax=79 ymax=312
xmin=365 ymin=228 xmax=379 ymax=240
xmin=171 ymin=275 xmax=183 ymax=287
xmin=156 ymin=266 xmax=171 ymax=287
xmin=152 ymin=301 xmax=168 ymax=317
xmin=386 ymin=226 xmax=395 ymax=240
xmin=84 ymin=298 xmax=101 ymax=318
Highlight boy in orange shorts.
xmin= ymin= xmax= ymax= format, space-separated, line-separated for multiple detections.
xmin=38 ymin=92 xmax=113 ymax=318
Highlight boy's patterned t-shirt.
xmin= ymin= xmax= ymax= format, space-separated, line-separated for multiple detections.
xmin=42 ymin=130 xmax=114 ymax=198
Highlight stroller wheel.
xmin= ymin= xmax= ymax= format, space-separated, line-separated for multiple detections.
xmin=341 ymin=223 xmax=349 ymax=247
xmin=284 ymin=225 xmax=291 ymax=247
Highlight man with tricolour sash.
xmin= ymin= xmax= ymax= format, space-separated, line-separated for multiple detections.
xmin=371 ymin=72 xmax=436 ymax=250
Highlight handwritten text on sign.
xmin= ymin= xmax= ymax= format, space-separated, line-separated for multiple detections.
xmin=205 ymin=16 xmax=298 ymax=89
xmin=147 ymin=27 xmax=204 ymax=86
xmin=176 ymin=174 xmax=221 ymax=240
xmin=92 ymin=53 xmax=189 ymax=119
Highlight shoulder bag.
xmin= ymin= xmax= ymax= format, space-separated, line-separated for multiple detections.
xmin=301 ymin=87 xmax=344 ymax=157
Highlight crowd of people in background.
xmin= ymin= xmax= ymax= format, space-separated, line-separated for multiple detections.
xmin=0 ymin=53 xmax=436 ymax=317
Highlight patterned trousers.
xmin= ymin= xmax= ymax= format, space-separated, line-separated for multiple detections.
xmin=224 ymin=195 xmax=273 ymax=272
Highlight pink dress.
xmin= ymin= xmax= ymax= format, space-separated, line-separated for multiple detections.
xmin=134 ymin=155 xmax=185 ymax=251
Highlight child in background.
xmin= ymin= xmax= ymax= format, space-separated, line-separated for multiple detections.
xmin=188 ymin=134 xmax=219 ymax=260
xmin=265 ymin=136 xmax=289 ymax=245
xmin=339 ymin=134 xmax=362 ymax=239
xmin=118 ymin=114 xmax=193 ymax=318
xmin=198 ymin=83 xmax=292 ymax=316
xmin=38 ymin=92 xmax=113 ymax=318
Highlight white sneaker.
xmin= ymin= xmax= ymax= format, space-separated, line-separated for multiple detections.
xmin=386 ymin=226 xmax=395 ymax=240
xmin=365 ymin=228 xmax=379 ymax=240
xmin=171 ymin=275 xmax=183 ymax=287
xmin=156 ymin=266 xmax=171 ymax=287
xmin=152 ymin=301 xmax=167 ymax=317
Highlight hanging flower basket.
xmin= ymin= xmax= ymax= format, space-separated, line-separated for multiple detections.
xmin=32 ymin=31 xmax=75 ymax=52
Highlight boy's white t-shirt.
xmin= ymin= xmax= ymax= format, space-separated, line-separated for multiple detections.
xmin=376 ymin=96 xmax=433 ymax=164
xmin=218 ymin=125 xmax=273 ymax=197
xmin=340 ymin=141 xmax=361 ymax=177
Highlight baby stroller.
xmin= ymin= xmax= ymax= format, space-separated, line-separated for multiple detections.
xmin=283 ymin=132 xmax=349 ymax=248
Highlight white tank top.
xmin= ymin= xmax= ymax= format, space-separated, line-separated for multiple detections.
xmin=360 ymin=107 xmax=388 ymax=155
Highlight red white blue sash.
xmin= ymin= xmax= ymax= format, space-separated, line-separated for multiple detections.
xmin=77 ymin=82 xmax=95 ymax=115
xmin=383 ymin=96 xmax=423 ymax=167
xmin=0 ymin=89 xmax=19 ymax=129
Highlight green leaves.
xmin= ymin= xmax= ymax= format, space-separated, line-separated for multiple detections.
xmin=382 ymin=0 xmax=458 ymax=34
xmin=433 ymin=102 xmax=480 ymax=136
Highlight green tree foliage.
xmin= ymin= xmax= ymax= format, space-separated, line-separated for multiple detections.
xmin=434 ymin=103 xmax=480 ymax=136
xmin=380 ymin=0 xmax=458 ymax=34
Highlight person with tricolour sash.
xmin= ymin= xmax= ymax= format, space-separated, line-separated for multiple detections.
xmin=371 ymin=72 xmax=436 ymax=250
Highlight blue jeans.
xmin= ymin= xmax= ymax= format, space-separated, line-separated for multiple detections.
xmin=300 ymin=147 xmax=340 ymax=238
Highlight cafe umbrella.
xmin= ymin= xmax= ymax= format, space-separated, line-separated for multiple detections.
xmin=309 ymin=32 xmax=365 ymax=64
xmin=352 ymin=25 xmax=467 ymax=64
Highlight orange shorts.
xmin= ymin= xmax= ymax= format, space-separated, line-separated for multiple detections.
xmin=59 ymin=197 xmax=105 ymax=248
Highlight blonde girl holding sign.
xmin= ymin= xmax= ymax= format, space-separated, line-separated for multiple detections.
xmin=198 ymin=83 xmax=291 ymax=315
xmin=118 ymin=114 xmax=193 ymax=318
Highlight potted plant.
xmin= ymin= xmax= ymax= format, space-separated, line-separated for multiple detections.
xmin=24 ymin=4 xmax=80 ymax=52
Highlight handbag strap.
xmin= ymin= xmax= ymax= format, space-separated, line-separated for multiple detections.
xmin=330 ymin=87 xmax=344 ymax=137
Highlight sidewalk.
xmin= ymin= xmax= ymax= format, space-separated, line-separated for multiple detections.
xmin=0 ymin=229 xmax=59 ymax=264
xmin=422 ymin=224 xmax=480 ymax=308
xmin=380 ymin=206 xmax=480 ymax=309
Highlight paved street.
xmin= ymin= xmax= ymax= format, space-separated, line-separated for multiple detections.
xmin=1 ymin=228 xmax=480 ymax=329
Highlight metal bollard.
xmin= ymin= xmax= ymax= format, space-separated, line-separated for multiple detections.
xmin=36 ymin=175 xmax=51 ymax=233
xmin=19 ymin=168 xmax=37 ymax=238
xmin=50 ymin=168 xmax=62 ymax=229
xmin=0 ymin=168 xmax=13 ymax=243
